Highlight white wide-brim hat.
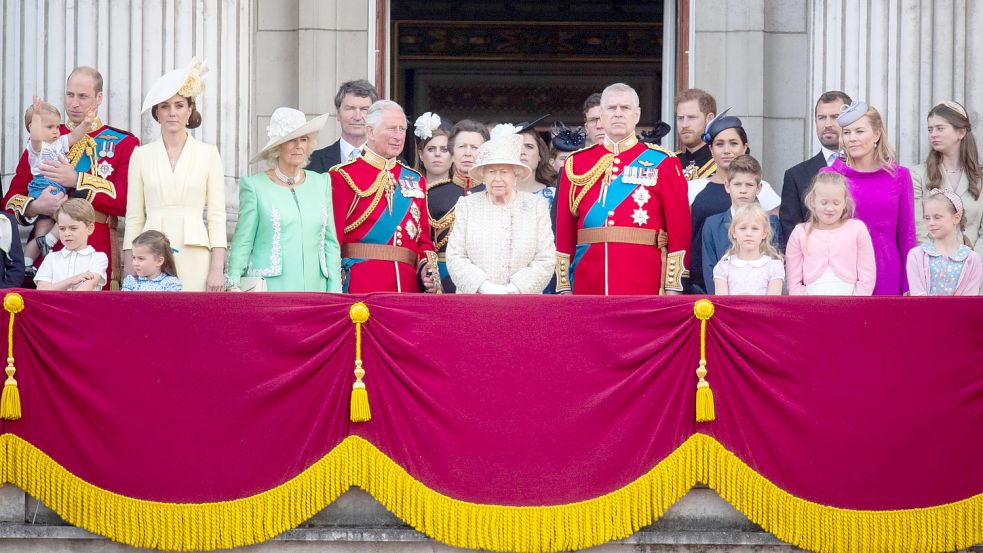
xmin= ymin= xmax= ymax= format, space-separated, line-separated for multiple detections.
xmin=468 ymin=133 xmax=533 ymax=183
xmin=141 ymin=57 xmax=208 ymax=114
xmin=250 ymin=107 xmax=330 ymax=164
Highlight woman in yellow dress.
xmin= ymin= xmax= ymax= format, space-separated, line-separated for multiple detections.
xmin=124 ymin=58 xmax=227 ymax=291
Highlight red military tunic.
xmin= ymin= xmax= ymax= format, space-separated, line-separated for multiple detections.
xmin=330 ymin=148 xmax=436 ymax=293
xmin=3 ymin=120 xmax=139 ymax=290
xmin=555 ymin=134 xmax=691 ymax=295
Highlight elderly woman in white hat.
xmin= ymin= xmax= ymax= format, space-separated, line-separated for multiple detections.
xmin=124 ymin=58 xmax=227 ymax=291
xmin=225 ymin=107 xmax=341 ymax=292
xmin=445 ymin=133 xmax=556 ymax=293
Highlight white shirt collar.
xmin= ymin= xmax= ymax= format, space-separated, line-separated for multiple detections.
xmin=820 ymin=146 xmax=838 ymax=166
xmin=58 ymin=245 xmax=95 ymax=257
xmin=339 ymin=137 xmax=364 ymax=161
xmin=729 ymin=254 xmax=772 ymax=268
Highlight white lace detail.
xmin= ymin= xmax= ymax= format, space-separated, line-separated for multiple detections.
xmin=246 ymin=204 xmax=282 ymax=277
xmin=319 ymin=206 xmax=329 ymax=275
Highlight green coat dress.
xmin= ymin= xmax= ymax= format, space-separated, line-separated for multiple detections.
xmin=226 ymin=170 xmax=342 ymax=292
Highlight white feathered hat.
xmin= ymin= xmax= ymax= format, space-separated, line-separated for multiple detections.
xmin=141 ymin=57 xmax=208 ymax=113
xmin=250 ymin=107 xmax=330 ymax=163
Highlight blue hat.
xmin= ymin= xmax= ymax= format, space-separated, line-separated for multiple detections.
xmin=701 ymin=108 xmax=743 ymax=144
xmin=836 ymin=101 xmax=869 ymax=127
xmin=551 ymin=122 xmax=587 ymax=152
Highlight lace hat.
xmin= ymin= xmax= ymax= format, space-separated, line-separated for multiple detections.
xmin=141 ymin=58 xmax=208 ymax=113
xmin=468 ymin=134 xmax=532 ymax=182
xmin=250 ymin=107 xmax=330 ymax=163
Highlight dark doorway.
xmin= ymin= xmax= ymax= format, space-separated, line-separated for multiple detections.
xmin=391 ymin=1 xmax=666 ymax=131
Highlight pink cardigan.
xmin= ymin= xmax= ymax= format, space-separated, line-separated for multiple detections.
xmin=785 ymin=219 xmax=877 ymax=295
xmin=906 ymin=243 xmax=983 ymax=296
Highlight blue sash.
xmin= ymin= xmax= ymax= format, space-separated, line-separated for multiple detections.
xmin=359 ymin=167 xmax=417 ymax=245
xmin=570 ymin=148 xmax=668 ymax=287
xmin=74 ymin=130 xmax=124 ymax=174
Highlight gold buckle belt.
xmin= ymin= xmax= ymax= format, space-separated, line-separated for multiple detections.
xmin=342 ymin=243 xmax=418 ymax=266
xmin=577 ymin=226 xmax=661 ymax=246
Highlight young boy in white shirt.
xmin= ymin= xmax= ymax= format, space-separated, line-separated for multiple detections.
xmin=34 ymin=199 xmax=108 ymax=291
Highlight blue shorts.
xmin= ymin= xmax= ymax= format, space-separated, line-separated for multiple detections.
xmin=28 ymin=176 xmax=66 ymax=199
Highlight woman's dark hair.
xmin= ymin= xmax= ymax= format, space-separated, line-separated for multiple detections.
xmin=709 ymin=125 xmax=751 ymax=155
xmin=519 ymin=128 xmax=558 ymax=186
xmin=151 ymin=96 xmax=202 ymax=129
xmin=414 ymin=120 xmax=453 ymax=174
xmin=925 ymin=103 xmax=981 ymax=200
xmin=132 ymin=230 xmax=179 ymax=278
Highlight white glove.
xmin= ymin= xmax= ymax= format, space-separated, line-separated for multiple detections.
xmin=478 ymin=281 xmax=509 ymax=294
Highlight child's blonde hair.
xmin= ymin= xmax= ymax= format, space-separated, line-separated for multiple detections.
xmin=132 ymin=230 xmax=179 ymax=278
xmin=724 ymin=203 xmax=782 ymax=260
xmin=803 ymin=172 xmax=855 ymax=242
xmin=56 ymin=199 xmax=96 ymax=226
xmin=24 ymin=101 xmax=61 ymax=131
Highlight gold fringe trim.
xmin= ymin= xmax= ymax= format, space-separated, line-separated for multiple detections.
xmin=1 ymin=433 xmax=981 ymax=553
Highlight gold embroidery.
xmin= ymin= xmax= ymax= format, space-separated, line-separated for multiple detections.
xmin=554 ymin=253 xmax=571 ymax=293
xmin=78 ymin=173 xmax=117 ymax=199
xmin=4 ymin=196 xmax=31 ymax=219
xmin=339 ymin=167 xmax=396 ymax=234
xmin=426 ymin=178 xmax=451 ymax=192
xmin=664 ymin=250 xmax=688 ymax=292
xmin=564 ymin=153 xmax=614 ymax=217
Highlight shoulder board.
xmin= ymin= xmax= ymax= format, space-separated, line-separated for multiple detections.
xmin=101 ymin=126 xmax=135 ymax=138
xmin=396 ymin=161 xmax=422 ymax=178
xmin=646 ymin=143 xmax=677 ymax=157
xmin=427 ymin=178 xmax=452 ymax=191
xmin=329 ymin=158 xmax=358 ymax=173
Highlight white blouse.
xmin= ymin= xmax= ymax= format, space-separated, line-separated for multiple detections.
xmin=446 ymin=191 xmax=556 ymax=294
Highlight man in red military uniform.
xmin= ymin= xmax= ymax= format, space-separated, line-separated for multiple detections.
xmin=330 ymin=100 xmax=438 ymax=293
xmin=4 ymin=66 xmax=138 ymax=290
xmin=555 ymin=83 xmax=691 ymax=295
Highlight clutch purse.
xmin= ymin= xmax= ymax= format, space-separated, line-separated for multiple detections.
xmin=238 ymin=277 xmax=267 ymax=292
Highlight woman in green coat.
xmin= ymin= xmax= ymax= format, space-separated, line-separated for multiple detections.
xmin=226 ymin=108 xmax=342 ymax=292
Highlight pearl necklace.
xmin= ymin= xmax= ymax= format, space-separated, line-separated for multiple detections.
xmin=274 ymin=164 xmax=301 ymax=186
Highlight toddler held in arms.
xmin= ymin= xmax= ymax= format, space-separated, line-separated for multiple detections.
xmin=34 ymin=199 xmax=107 ymax=291
xmin=22 ymin=98 xmax=98 ymax=270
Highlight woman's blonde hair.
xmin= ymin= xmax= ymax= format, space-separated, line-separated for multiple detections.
xmin=803 ymin=172 xmax=856 ymax=243
xmin=261 ymin=133 xmax=319 ymax=169
xmin=842 ymin=105 xmax=897 ymax=174
xmin=724 ymin=203 xmax=782 ymax=260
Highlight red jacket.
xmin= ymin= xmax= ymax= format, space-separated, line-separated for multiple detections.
xmin=330 ymin=151 xmax=435 ymax=293
xmin=555 ymin=136 xmax=691 ymax=295
xmin=3 ymin=122 xmax=139 ymax=289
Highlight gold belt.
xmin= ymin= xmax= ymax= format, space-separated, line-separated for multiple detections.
xmin=342 ymin=243 xmax=418 ymax=266
xmin=577 ymin=226 xmax=661 ymax=246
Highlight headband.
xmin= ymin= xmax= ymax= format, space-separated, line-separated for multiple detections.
xmin=940 ymin=100 xmax=968 ymax=119
xmin=929 ymin=187 xmax=964 ymax=217
xmin=837 ymin=101 xmax=869 ymax=127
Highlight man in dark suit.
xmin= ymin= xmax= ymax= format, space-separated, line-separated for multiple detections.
xmin=307 ymin=79 xmax=379 ymax=173
xmin=779 ymin=90 xmax=852 ymax=248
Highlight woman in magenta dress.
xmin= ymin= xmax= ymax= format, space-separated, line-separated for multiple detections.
xmin=822 ymin=101 xmax=916 ymax=295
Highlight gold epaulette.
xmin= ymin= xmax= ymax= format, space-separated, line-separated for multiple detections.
xmin=646 ymin=143 xmax=677 ymax=157
xmin=329 ymin=158 xmax=358 ymax=173
xmin=426 ymin=178 xmax=451 ymax=192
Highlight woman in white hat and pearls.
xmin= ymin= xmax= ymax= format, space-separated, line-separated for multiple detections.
xmin=224 ymin=107 xmax=342 ymax=292
xmin=445 ymin=133 xmax=556 ymax=293
xmin=124 ymin=58 xmax=227 ymax=291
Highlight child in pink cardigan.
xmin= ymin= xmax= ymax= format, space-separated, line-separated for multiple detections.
xmin=906 ymin=188 xmax=982 ymax=296
xmin=785 ymin=173 xmax=877 ymax=295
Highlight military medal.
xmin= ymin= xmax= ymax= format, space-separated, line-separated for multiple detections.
xmin=98 ymin=140 xmax=108 ymax=159
xmin=97 ymin=160 xmax=114 ymax=179
xmin=631 ymin=208 xmax=650 ymax=226
xmin=410 ymin=203 xmax=421 ymax=223
xmin=405 ymin=219 xmax=418 ymax=240
xmin=632 ymin=187 xmax=650 ymax=207
xmin=105 ymin=141 xmax=116 ymax=158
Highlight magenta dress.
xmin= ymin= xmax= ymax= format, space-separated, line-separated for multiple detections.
xmin=822 ymin=159 xmax=916 ymax=295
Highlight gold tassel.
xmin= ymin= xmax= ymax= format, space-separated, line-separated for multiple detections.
xmin=693 ymin=299 xmax=715 ymax=423
xmin=349 ymin=302 xmax=371 ymax=422
xmin=1 ymin=293 xmax=25 ymax=420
